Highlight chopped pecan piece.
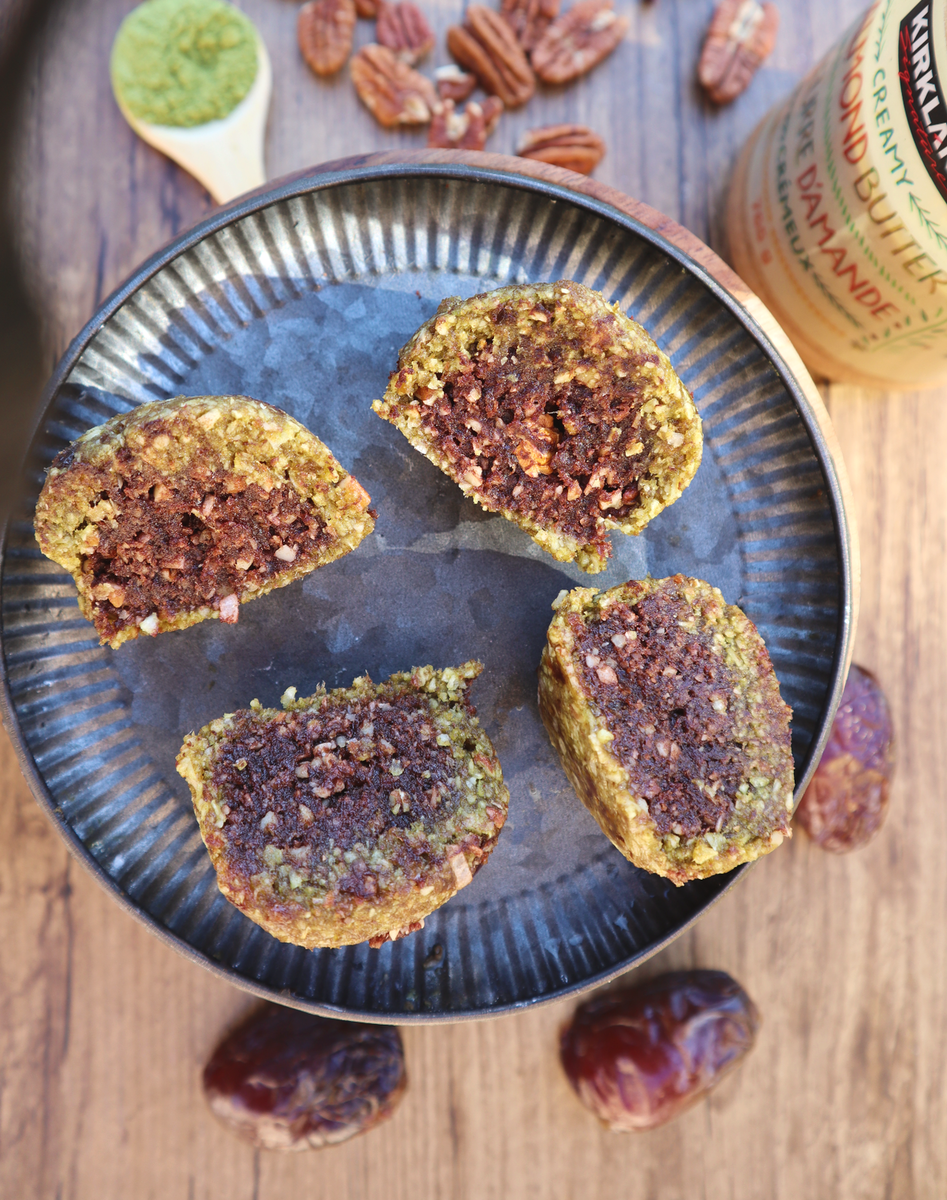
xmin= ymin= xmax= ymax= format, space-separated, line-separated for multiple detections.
xmin=350 ymin=43 xmax=440 ymax=125
xmin=446 ymin=6 xmax=535 ymax=109
xmin=501 ymin=0 xmax=560 ymax=53
xmin=298 ymin=0 xmax=357 ymax=76
xmin=517 ymin=124 xmax=605 ymax=174
xmin=427 ymin=96 xmax=503 ymax=150
xmin=698 ymin=0 xmax=779 ymax=104
xmin=435 ymin=64 xmax=478 ymax=103
xmin=531 ymin=0 xmax=629 ymax=84
xmin=376 ymin=1 xmax=435 ymax=65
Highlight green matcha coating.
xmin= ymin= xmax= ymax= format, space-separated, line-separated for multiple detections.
xmin=110 ymin=0 xmax=258 ymax=128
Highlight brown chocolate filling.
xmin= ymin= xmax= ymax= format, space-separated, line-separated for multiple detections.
xmin=418 ymin=304 xmax=663 ymax=557
xmin=210 ymin=692 xmax=478 ymax=894
xmin=77 ymin=430 xmax=330 ymax=639
xmin=570 ymin=590 xmax=743 ymax=838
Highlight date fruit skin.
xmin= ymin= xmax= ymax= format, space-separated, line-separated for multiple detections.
xmin=203 ymin=1004 xmax=406 ymax=1150
xmin=795 ymin=664 xmax=894 ymax=853
xmin=560 ymin=970 xmax=760 ymax=1131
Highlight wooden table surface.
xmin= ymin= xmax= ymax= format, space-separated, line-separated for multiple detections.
xmin=2 ymin=1 xmax=945 ymax=1197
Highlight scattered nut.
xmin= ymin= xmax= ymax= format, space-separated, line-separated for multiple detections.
xmin=447 ymin=5 xmax=536 ymax=109
xmin=427 ymin=96 xmax=503 ymax=149
xmin=218 ymin=593 xmax=240 ymax=624
xmin=351 ymin=43 xmax=440 ymax=125
xmin=449 ymin=851 xmax=473 ymax=887
xmin=697 ymin=0 xmax=779 ymax=105
xmin=531 ymin=0 xmax=629 ymax=85
xmin=355 ymin=0 xmax=382 ymax=16
xmin=389 ymin=788 xmax=412 ymax=813
xmin=298 ymin=0 xmax=357 ymax=77
xmin=501 ymin=0 xmax=561 ymax=54
xmin=435 ymin=64 xmax=478 ymax=103
xmin=376 ymin=1 xmax=435 ymax=65
xmin=517 ymin=123 xmax=605 ymax=174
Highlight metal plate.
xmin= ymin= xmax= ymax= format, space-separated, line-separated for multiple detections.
xmin=0 ymin=163 xmax=852 ymax=1021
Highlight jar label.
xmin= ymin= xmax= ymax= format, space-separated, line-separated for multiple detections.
xmin=729 ymin=0 xmax=947 ymax=384
xmin=899 ymin=3 xmax=947 ymax=203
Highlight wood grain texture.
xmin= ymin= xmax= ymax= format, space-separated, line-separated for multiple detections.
xmin=2 ymin=1 xmax=945 ymax=1197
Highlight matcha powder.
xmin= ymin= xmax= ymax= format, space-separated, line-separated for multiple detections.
xmin=111 ymin=0 xmax=259 ymax=127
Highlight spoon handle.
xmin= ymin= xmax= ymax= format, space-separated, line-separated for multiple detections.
xmin=117 ymin=39 xmax=272 ymax=204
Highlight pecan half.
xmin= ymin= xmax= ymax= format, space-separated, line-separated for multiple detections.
xmin=427 ymin=96 xmax=503 ymax=149
xmin=517 ymin=124 xmax=605 ymax=174
xmin=446 ymin=6 xmax=535 ymax=108
xmin=355 ymin=0 xmax=381 ymax=15
xmin=698 ymin=0 xmax=779 ymax=104
xmin=350 ymin=43 xmax=440 ymax=125
xmin=376 ymin=1 xmax=435 ymax=65
xmin=531 ymin=0 xmax=629 ymax=84
xmin=298 ymin=0 xmax=357 ymax=77
xmin=435 ymin=64 xmax=478 ymax=103
xmin=501 ymin=0 xmax=560 ymax=54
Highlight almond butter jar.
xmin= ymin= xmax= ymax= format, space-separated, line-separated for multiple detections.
xmin=727 ymin=1 xmax=947 ymax=388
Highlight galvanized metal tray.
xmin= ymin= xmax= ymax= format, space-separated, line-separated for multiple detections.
xmin=0 ymin=157 xmax=855 ymax=1020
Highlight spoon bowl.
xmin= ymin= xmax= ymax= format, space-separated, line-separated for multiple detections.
xmin=114 ymin=37 xmax=272 ymax=203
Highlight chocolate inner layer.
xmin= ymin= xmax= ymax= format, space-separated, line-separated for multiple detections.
xmin=570 ymin=591 xmax=742 ymax=838
xmin=210 ymin=692 xmax=475 ymax=895
xmin=77 ymin=431 xmax=330 ymax=638
xmin=419 ymin=303 xmax=664 ymax=556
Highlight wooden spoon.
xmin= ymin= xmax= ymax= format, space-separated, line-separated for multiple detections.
xmin=113 ymin=37 xmax=272 ymax=204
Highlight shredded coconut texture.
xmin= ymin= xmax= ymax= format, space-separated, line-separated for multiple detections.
xmin=538 ymin=576 xmax=794 ymax=884
xmin=374 ymin=281 xmax=702 ymax=573
xmin=177 ymin=662 xmax=509 ymax=949
xmin=34 ymin=395 xmax=374 ymax=648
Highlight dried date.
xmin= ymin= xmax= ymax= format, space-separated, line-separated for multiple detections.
xmin=531 ymin=0 xmax=629 ymax=85
xmin=446 ymin=6 xmax=536 ymax=109
xmin=698 ymin=0 xmax=779 ymax=105
xmin=376 ymin=1 xmax=435 ymax=65
xmin=298 ymin=0 xmax=357 ymax=77
xmin=428 ymin=97 xmax=503 ymax=150
xmin=517 ymin=123 xmax=605 ymax=174
xmin=795 ymin=664 xmax=894 ymax=853
xmin=351 ymin=43 xmax=440 ymax=126
xmin=501 ymin=0 xmax=561 ymax=54
xmin=560 ymin=971 xmax=760 ymax=1130
xmin=203 ymin=1004 xmax=406 ymax=1150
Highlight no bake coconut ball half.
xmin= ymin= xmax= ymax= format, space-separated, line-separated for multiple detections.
xmin=373 ymin=281 xmax=702 ymax=573
xmin=538 ymin=576 xmax=794 ymax=884
xmin=34 ymin=395 xmax=374 ymax=648
xmin=177 ymin=662 xmax=509 ymax=949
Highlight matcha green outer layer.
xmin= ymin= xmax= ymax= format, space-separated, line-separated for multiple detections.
xmin=374 ymin=281 xmax=702 ymax=574
xmin=34 ymin=394 xmax=374 ymax=648
xmin=110 ymin=0 xmax=258 ymax=127
xmin=177 ymin=663 xmax=510 ymax=949
xmin=538 ymin=577 xmax=794 ymax=885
